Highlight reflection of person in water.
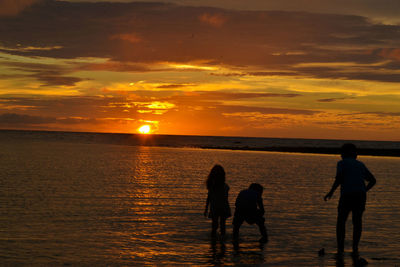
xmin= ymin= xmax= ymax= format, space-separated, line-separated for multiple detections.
xmin=204 ymin=165 xmax=231 ymax=238
xmin=232 ymin=183 xmax=268 ymax=243
xmin=324 ymin=143 xmax=376 ymax=256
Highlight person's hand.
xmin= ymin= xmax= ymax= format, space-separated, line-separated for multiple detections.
xmin=324 ymin=192 xmax=332 ymax=201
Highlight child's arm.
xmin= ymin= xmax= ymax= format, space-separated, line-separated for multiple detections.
xmin=324 ymin=177 xmax=340 ymax=201
xmin=324 ymin=162 xmax=343 ymax=201
xmin=257 ymin=196 xmax=265 ymax=215
xmin=204 ymin=195 xmax=209 ymax=217
xmin=364 ymin=167 xmax=376 ymax=192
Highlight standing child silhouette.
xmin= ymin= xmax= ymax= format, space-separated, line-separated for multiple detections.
xmin=324 ymin=143 xmax=376 ymax=256
xmin=204 ymin=165 xmax=231 ymax=238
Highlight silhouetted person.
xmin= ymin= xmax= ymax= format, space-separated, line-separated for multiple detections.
xmin=233 ymin=183 xmax=268 ymax=243
xmin=324 ymin=143 xmax=376 ymax=255
xmin=204 ymin=165 xmax=231 ymax=238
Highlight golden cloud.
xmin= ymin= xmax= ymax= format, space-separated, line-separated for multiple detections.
xmin=199 ymin=13 xmax=227 ymax=27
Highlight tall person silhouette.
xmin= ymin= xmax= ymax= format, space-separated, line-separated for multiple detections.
xmin=324 ymin=143 xmax=376 ymax=256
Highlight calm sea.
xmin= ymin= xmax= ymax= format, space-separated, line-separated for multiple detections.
xmin=0 ymin=131 xmax=399 ymax=266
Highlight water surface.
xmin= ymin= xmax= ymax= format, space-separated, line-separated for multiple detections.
xmin=1 ymin=140 xmax=399 ymax=265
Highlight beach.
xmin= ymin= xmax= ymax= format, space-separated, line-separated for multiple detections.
xmin=1 ymin=131 xmax=399 ymax=265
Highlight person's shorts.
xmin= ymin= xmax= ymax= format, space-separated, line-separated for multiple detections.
xmin=233 ymin=209 xmax=265 ymax=226
xmin=338 ymin=191 xmax=366 ymax=214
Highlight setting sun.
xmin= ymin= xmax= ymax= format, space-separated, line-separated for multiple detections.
xmin=138 ymin=125 xmax=151 ymax=134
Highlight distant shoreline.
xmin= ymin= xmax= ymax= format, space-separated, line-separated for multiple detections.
xmin=1 ymin=129 xmax=400 ymax=157
xmin=196 ymin=145 xmax=400 ymax=157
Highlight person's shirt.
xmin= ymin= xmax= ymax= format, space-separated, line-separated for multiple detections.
xmin=235 ymin=188 xmax=264 ymax=214
xmin=336 ymin=158 xmax=374 ymax=195
xmin=208 ymin=183 xmax=229 ymax=210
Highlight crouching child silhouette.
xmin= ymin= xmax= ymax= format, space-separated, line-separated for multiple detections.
xmin=233 ymin=183 xmax=268 ymax=244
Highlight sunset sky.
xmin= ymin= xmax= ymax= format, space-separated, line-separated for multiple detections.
xmin=1 ymin=0 xmax=400 ymax=140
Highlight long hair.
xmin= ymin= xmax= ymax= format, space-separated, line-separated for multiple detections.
xmin=206 ymin=164 xmax=225 ymax=191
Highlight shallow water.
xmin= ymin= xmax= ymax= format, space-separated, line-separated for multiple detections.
xmin=0 ymin=140 xmax=399 ymax=266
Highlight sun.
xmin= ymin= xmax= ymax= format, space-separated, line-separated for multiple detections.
xmin=138 ymin=124 xmax=151 ymax=134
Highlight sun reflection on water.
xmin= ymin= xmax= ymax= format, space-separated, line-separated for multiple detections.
xmin=3 ymin=141 xmax=399 ymax=265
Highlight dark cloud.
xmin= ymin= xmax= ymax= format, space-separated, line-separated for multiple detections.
xmin=354 ymin=111 xmax=400 ymax=117
xmin=216 ymin=105 xmax=318 ymax=115
xmin=156 ymin=84 xmax=192 ymax=89
xmin=81 ymin=61 xmax=152 ymax=72
xmin=153 ymin=90 xmax=302 ymax=108
xmin=56 ymin=117 xmax=98 ymax=124
xmin=0 ymin=113 xmax=55 ymax=124
xmin=0 ymin=0 xmax=43 ymax=16
xmin=132 ymin=0 xmax=400 ymax=24
xmin=1 ymin=1 xmax=400 ymax=82
xmin=246 ymin=71 xmax=298 ymax=77
xmin=1 ymin=61 xmax=87 ymax=86
xmin=159 ymin=90 xmax=315 ymax=114
xmin=0 ymin=96 xmax=127 ymax=118
xmin=192 ymin=91 xmax=301 ymax=100
xmin=317 ymin=97 xmax=354 ymax=102
xmin=0 ymin=74 xmax=24 ymax=80
xmin=294 ymin=63 xmax=400 ymax=83
xmin=0 ymin=112 xmax=101 ymax=128
xmin=34 ymin=72 xmax=85 ymax=86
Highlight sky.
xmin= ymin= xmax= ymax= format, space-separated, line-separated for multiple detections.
xmin=1 ymin=0 xmax=400 ymax=140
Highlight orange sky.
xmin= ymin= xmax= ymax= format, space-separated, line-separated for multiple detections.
xmin=1 ymin=0 xmax=400 ymax=140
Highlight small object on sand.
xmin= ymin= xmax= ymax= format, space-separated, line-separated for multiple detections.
xmin=356 ymin=257 xmax=368 ymax=266
xmin=318 ymin=248 xmax=325 ymax=256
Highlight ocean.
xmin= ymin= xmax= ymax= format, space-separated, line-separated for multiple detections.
xmin=0 ymin=130 xmax=399 ymax=266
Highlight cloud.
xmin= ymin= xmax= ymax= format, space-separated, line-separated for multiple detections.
xmin=0 ymin=45 xmax=63 ymax=51
xmin=187 ymin=91 xmax=301 ymax=100
xmin=56 ymin=116 xmax=98 ymax=124
xmin=0 ymin=113 xmax=54 ymax=124
xmin=156 ymin=84 xmax=192 ymax=89
xmin=1 ymin=60 xmax=87 ymax=86
xmin=246 ymin=71 xmax=298 ymax=77
xmin=1 ymin=1 xmax=400 ymax=83
xmin=217 ymin=105 xmax=318 ymax=115
xmin=110 ymin=33 xmax=142 ymax=44
xmin=353 ymin=111 xmax=400 ymax=117
xmin=317 ymin=97 xmax=354 ymax=102
xmin=0 ymin=0 xmax=43 ymax=16
xmin=0 ymin=112 xmax=102 ymax=127
xmin=379 ymin=48 xmax=400 ymax=61
xmin=199 ymin=13 xmax=227 ymax=27
xmin=0 ymin=96 xmax=119 ymax=118
xmin=137 ymin=0 xmax=400 ymax=24
xmin=34 ymin=73 xmax=85 ymax=86
xmin=157 ymin=91 xmax=301 ymax=105
xmin=81 ymin=61 xmax=152 ymax=72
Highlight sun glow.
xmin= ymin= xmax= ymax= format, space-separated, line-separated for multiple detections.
xmin=138 ymin=125 xmax=151 ymax=134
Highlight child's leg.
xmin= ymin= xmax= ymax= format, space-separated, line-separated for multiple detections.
xmin=336 ymin=208 xmax=350 ymax=253
xmin=232 ymin=224 xmax=240 ymax=241
xmin=352 ymin=210 xmax=363 ymax=254
xmin=232 ymin=215 xmax=244 ymax=241
xmin=351 ymin=192 xmax=366 ymax=254
xmin=211 ymin=216 xmax=219 ymax=237
xmin=220 ymin=217 xmax=226 ymax=236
